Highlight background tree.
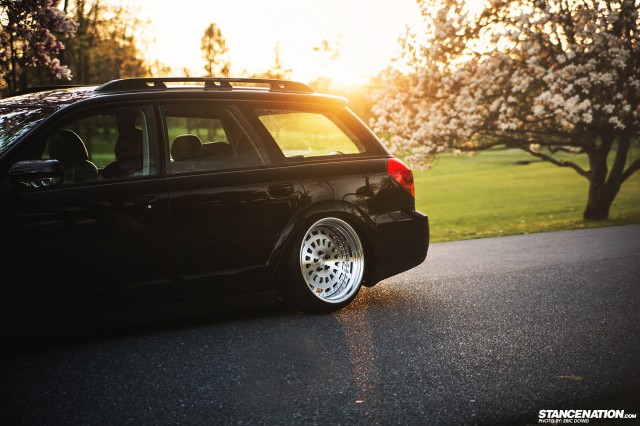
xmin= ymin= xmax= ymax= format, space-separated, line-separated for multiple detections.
xmin=371 ymin=0 xmax=640 ymax=220
xmin=0 ymin=0 xmax=77 ymax=95
xmin=246 ymin=42 xmax=291 ymax=79
xmin=1 ymin=0 xmax=154 ymax=95
xmin=309 ymin=37 xmax=341 ymax=92
xmin=147 ymin=59 xmax=173 ymax=78
xmin=312 ymin=37 xmax=341 ymax=62
xmin=201 ymin=23 xmax=230 ymax=77
xmin=56 ymin=0 xmax=149 ymax=84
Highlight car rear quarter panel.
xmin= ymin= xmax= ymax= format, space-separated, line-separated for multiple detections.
xmin=277 ymin=156 xmax=428 ymax=287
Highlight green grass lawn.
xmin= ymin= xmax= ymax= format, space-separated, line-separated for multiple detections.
xmin=413 ymin=148 xmax=640 ymax=242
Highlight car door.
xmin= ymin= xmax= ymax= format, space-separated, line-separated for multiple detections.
xmin=0 ymin=104 xmax=171 ymax=324
xmin=162 ymin=103 xmax=304 ymax=300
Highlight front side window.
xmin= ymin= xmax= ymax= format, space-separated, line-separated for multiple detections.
xmin=42 ymin=107 xmax=157 ymax=184
xmin=164 ymin=106 xmax=264 ymax=174
xmin=255 ymin=109 xmax=365 ymax=158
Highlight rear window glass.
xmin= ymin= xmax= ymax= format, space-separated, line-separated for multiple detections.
xmin=255 ymin=109 xmax=365 ymax=158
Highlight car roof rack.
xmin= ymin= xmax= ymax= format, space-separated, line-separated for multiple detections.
xmin=95 ymin=77 xmax=315 ymax=94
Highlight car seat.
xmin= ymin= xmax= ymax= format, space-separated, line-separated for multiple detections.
xmin=102 ymin=128 xmax=144 ymax=179
xmin=48 ymin=129 xmax=98 ymax=183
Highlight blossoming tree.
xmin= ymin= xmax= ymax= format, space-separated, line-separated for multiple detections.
xmin=371 ymin=0 xmax=639 ymax=220
xmin=0 ymin=0 xmax=77 ymax=94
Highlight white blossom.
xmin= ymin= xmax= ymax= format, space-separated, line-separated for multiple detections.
xmin=370 ymin=0 xmax=638 ymax=171
xmin=609 ymin=116 xmax=625 ymax=130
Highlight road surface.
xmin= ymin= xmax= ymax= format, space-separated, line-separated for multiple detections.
xmin=1 ymin=225 xmax=639 ymax=425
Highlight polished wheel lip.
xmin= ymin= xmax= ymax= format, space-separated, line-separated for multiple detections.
xmin=299 ymin=217 xmax=364 ymax=304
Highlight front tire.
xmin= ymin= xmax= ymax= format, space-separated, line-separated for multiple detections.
xmin=285 ymin=217 xmax=365 ymax=313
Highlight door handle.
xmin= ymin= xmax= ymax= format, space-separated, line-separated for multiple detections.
xmin=267 ymin=183 xmax=295 ymax=198
xmin=123 ymin=196 xmax=158 ymax=210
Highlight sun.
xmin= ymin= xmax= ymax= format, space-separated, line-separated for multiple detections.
xmin=117 ymin=0 xmax=427 ymax=85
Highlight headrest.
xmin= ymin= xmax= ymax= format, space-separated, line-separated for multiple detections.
xmin=172 ymin=134 xmax=203 ymax=160
xmin=48 ymin=130 xmax=89 ymax=163
xmin=202 ymin=141 xmax=232 ymax=156
xmin=115 ymin=128 xmax=143 ymax=161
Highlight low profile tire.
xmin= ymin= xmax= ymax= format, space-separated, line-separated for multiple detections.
xmin=285 ymin=217 xmax=365 ymax=313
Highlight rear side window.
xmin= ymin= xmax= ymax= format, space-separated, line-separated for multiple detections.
xmin=255 ymin=109 xmax=365 ymax=158
xmin=163 ymin=106 xmax=265 ymax=174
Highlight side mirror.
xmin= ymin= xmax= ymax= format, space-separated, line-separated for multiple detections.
xmin=9 ymin=160 xmax=64 ymax=189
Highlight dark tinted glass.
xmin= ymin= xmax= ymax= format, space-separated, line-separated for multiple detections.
xmin=0 ymin=107 xmax=53 ymax=156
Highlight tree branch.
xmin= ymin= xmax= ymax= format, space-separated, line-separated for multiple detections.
xmin=518 ymin=144 xmax=590 ymax=179
xmin=451 ymin=139 xmax=504 ymax=151
xmin=450 ymin=133 xmax=590 ymax=179
xmin=609 ymin=131 xmax=631 ymax=184
xmin=622 ymin=158 xmax=640 ymax=183
xmin=475 ymin=126 xmax=576 ymax=141
xmin=549 ymin=146 xmax=584 ymax=154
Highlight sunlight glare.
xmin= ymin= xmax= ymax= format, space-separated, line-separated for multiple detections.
xmin=115 ymin=0 xmax=484 ymax=85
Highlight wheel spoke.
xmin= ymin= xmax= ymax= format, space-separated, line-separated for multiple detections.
xmin=299 ymin=218 xmax=364 ymax=304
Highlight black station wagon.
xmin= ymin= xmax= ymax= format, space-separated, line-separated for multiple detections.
xmin=0 ymin=78 xmax=428 ymax=334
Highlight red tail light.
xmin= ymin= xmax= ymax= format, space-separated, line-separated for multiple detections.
xmin=386 ymin=158 xmax=415 ymax=198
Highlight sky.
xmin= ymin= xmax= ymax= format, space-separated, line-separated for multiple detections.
xmin=120 ymin=0 xmax=426 ymax=86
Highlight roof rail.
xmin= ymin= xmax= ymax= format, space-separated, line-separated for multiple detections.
xmin=95 ymin=78 xmax=315 ymax=94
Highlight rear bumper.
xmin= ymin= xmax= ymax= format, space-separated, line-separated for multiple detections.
xmin=364 ymin=210 xmax=429 ymax=286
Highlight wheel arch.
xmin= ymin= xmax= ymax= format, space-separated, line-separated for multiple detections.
xmin=267 ymin=200 xmax=379 ymax=293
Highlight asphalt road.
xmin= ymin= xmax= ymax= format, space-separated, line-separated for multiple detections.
xmin=1 ymin=225 xmax=639 ymax=425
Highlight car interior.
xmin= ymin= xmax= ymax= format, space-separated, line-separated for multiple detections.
xmin=37 ymin=108 xmax=156 ymax=184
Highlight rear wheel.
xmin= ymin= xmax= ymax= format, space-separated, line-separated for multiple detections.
xmin=286 ymin=217 xmax=365 ymax=312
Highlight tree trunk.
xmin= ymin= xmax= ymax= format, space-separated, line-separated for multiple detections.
xmin=583 ymin=184 xmax=615 ymax=220
xmin=583 ymin=134 xmax=627 ymax=221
